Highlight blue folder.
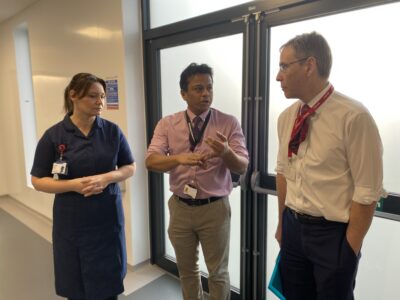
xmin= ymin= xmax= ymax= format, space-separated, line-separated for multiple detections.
xmin=268 ymin=252 xmax=286 ymax=300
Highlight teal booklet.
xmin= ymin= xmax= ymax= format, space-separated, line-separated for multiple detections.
xmin=268 ymin=252 xmax=285 ymax=299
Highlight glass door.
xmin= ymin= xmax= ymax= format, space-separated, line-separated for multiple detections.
xmin=160 ymin=33 xmax=244 ymax=291
xmin=262 ymin=2 xmax=400 ymax=299
xmin=144 ymin=19 xmax=252 ymax=299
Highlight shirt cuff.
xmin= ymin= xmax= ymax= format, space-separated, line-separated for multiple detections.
xmin=275 ymin=161 xmax=285 ymax=174
xmin=353 ymin=186 xmax=387 ymax=205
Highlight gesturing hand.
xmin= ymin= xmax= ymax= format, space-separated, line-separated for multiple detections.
xmin=205 ymin=131 xmax=230 ymax=157
xmin=177 ymin=153 xmax=207 ymax=167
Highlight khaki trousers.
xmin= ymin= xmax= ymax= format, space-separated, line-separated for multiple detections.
xmin=168 ymin=195 xmax=231 ymax=300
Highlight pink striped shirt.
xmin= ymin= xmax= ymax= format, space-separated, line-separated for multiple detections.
xmin=147 ymin=108 xmax=249 ymax=198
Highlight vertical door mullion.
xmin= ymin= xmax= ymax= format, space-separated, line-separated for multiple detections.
xmin=254 ymin=11 xmax=270 ymax=300
xmin=251 ymin=11 xmax=262 ymax=300
xmin=240 ymin=13 xmax=255 ymax=300
xmin=240 ymin=14 xmax=250 ymax=300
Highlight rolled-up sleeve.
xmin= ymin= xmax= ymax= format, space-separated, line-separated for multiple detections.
xmin=228 ymin=118 xmax=249 ymax=160
xmin=146 ymin=118 xmax=169 ymax=158
xmin=346 ymin=112 xmax=385 ymax=204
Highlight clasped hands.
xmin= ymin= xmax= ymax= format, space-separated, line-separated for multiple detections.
xmin=74 ymin=174 xmax=108 ymax=197
xmin=179 ymin=131 xmax=230 ymax=168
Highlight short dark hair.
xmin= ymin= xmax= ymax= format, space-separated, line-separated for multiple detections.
xmin=281 ymin=31 xmax=332 ymax=78
xmin=64 ymin=73 xmax=106 ymax=114
xmin=179 ymin=63 xmax=213 ymax=91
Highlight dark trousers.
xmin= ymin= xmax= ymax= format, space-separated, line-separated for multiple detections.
xmin=280 ymin=207 xmax=360 ymax=300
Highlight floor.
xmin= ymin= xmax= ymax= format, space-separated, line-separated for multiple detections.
xmin=0 ymin=209 xmax=208 ymax=300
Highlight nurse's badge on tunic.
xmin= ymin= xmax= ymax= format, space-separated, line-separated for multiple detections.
xmin=52 ymin=143 xmax=68 ymax=180
xmin=52 ymin=161 xmax=68 ymax=180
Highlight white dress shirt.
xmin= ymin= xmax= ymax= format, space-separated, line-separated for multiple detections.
xmin=276 ymin=83 xmax=385 ymax=222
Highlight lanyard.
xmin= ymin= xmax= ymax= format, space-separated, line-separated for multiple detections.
xmin=58 ymin=144 xmax=66 ymax=160
xmin=185 ymin=109 xmax=212 ymax=151
xmin=288 ymin=85 xmax=334 ymax=158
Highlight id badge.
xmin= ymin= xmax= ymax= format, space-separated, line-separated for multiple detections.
xmin=52 ymin=161 xmax=68 ymax=179
xmin=183 ymin=184 xmax=197 ymax=199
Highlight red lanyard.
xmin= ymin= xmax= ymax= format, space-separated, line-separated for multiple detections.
xmin=288 ymin=85 xmax=334 ymax=158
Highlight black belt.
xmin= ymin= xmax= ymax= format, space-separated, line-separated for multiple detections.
xmin=287 ymin=207 xmax=327 ymax=224
xmin=176 ymin=195 xmax=222 ymax=206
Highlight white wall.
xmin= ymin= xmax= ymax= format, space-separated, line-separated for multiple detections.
xmin=0 ymin=0 xmax=149 ymax=266
xmin=121 ymin=0 xmax=150 ymax=264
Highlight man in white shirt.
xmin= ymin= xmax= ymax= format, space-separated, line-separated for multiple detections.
xmin=275 ymin=31 xmax=385 ymax=299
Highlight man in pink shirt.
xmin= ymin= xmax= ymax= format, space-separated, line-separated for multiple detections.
xmin=146 ymin=63 xmax=249 ymax=300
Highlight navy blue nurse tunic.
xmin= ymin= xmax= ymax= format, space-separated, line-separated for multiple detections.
xmin=30 ymin=115 xmax=134 ymax=300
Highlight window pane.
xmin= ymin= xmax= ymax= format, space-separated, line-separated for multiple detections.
xmin=160 ymin=33 xmax=243 ymax=289
xmin=150 ymin=0 xmax=251 ymax=28
xmin=267 ymin=3 xmax=400 ymax=299
xmin=13 ymin=23 xmax=37 ymax=187
xmin=268 ymin=2 xmax=400 ymax=194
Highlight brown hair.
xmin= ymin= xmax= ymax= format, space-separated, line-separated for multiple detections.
xmin=64 ymin=73 xmax=106 ymax=114
xmin=281 ymin=31 xmax=332 ymax=79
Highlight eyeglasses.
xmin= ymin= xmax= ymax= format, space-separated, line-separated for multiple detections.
xmin=279 ymin=57 xmax=309 ymax=72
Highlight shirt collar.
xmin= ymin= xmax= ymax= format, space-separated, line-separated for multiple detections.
xmin=93 ymin=116 xmax=103 ymax=128
xmin=186 ymin=108 xmax=210 ymax=122
xmin=62 ymin=114 xmax=75 ymax=132
xmin=305 ymin=82 xmax=333 ymax=108
xmin=62 ymin=114 xmax=103 ymax=133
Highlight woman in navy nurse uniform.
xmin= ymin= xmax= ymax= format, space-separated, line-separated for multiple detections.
xmin=31 ymin=73 xmax=135 ymax=300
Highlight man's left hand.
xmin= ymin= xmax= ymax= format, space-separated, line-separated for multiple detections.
xmin=205 ymin=131 xmax=230 ymax=157
xmin=346 ymin=232 xmax=363 ymax=255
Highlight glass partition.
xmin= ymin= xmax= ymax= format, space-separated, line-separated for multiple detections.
xmin=267 ymin=2 xmax=400 ymax=299
xmin=268 ymin=2 xmax=400 ymax=194
xmin=160 ymin=33 xmax=243 ymax=289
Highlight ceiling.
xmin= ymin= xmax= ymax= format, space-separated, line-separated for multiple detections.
xmin=0 ymin=0 xmax=39 ymax=24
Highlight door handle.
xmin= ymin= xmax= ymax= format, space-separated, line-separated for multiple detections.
xmin=250 ymin=171 xmax=277 ymax=195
